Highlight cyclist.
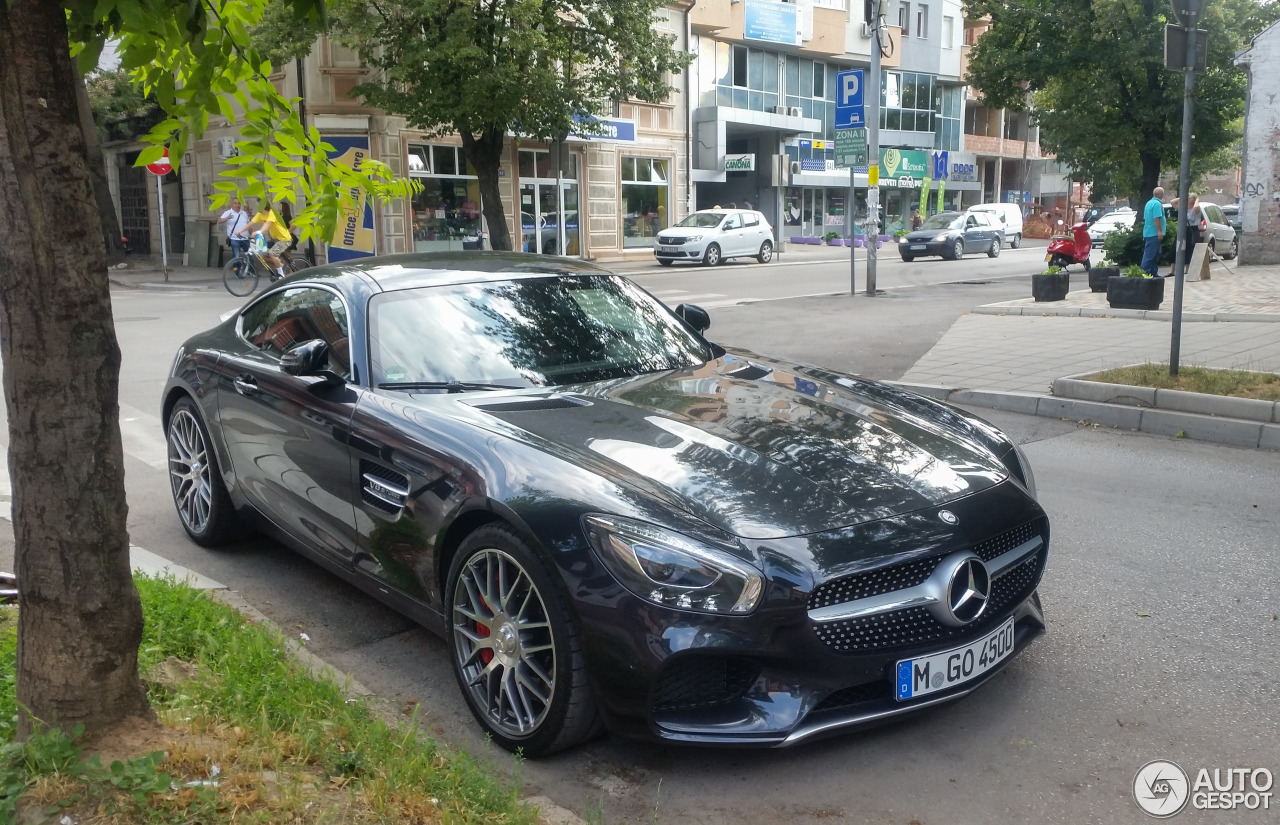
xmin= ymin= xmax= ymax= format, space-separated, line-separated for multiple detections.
xmin=236 ymin=200 xmax=296 ymax=278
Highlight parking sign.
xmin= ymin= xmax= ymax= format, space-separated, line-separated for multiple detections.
xmin=835 ymin=69 xmax=865 ymax=129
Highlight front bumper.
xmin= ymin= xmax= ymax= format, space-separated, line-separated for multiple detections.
xmin=898 ymin=239 xmax=952 ymax=258
xmin=654 ymin=241 xmax=709 ymax=261
xmin=574 ymin=496 xmax=1050 ymax=747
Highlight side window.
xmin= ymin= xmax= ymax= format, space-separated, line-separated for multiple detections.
xmin=239 ymin=287 xmax=352 ymax=379
xmin=743 ymin=212 xmax=759 ymax=227
xmin=724 ymin=213 xmax=743 ymax=230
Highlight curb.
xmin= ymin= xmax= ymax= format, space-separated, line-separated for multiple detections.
xmin=974 ymin=299 xmax=1280 ymax=323
xmin=1052 ymin=374 xmax=1280 ymax=423
xmin=890 ymin=381 xmax=1280 ymax=450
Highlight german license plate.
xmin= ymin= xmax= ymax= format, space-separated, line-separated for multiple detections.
xmin=895 ymin=617 xmax=1015 ymax=701
xmin=910 ymin=244 xmax=926 ymax=251
xmin=659 ymin=246 xmax=680 ymax=254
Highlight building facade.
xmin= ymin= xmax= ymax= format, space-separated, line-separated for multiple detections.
xmin=1235 ymin=21 xmax=1280 ymax=264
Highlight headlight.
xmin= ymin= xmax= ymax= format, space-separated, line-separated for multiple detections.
xmin=933 ymin=233 xmax=949 ymax=242
xmin=583 ymin=515 xmax=764 ymax=615
xmin=687 ymin=234 xmax=703 ymax=242
xmin=1010 ymin=443 xmax=1038 ymax=500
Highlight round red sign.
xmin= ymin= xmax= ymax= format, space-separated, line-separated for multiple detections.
xmin=146 ymin=149 xmax=172 ymax=176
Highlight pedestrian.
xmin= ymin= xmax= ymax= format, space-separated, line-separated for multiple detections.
xmin=217 ymin=197 xmax=250 ymax=260
xmin=238 ymin=200 xmax=295 ymax=278
xmin=1141 ymin=186 xmax=1166 ymax=277
xmin=728 ymin=201 xmax=737 ymax=209
xmin=743 ymin=198 xmax=753 ymax=211
xmin=1182 ymin=192 xmax=1200 ymax=266
xmin=910 ymin=207 xmax=923 ymax=231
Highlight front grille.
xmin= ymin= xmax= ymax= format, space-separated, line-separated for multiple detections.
xmin=812 ymin=680 xmax=891 ymax=712
xmin=812 ymin=548 xmax=1045 ymax=654
xmin=971 ymin=518 xmax=1043 ymax=562
xmin=657 ymin=235 xmax=685 ymax=245
xmin=808 ymin=556 xmax=937 ymax=611
xmin=652 ymin=657 xmax=760 ymax=712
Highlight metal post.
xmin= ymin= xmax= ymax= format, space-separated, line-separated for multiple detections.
xmin=1170 ymin=11 xmax=1199 ymax=377
xmin=156 ymin=173 xmax=168 ymax=277
xmin=849 ymin=158 xmax=857 ymax=295
xmin=556 ymin=138 xmax=566 ymax=257
xmin=776 ymin=142 xmax=785 ymax=260
xmin=866 ymin=0 xmax=882 ymax=296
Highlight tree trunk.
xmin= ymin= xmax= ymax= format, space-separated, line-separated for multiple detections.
xmin=0 ymin=0 xmax=150 ymax=737
xmin=1139 ymin=149 xmax=1163 ymax=205
xmin=460 ymin=126 xmax=512 ymax=251
xmin=74 ymin=71 xmax=128 ymax=266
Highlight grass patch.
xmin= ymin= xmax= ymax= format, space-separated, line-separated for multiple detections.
xmin=0 ymin=576 xmax=537 ymax=824
xmin=1083 ymin=364 xmax=1280 ymax=401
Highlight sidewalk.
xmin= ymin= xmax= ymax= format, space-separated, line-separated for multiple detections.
xmin=896 ymin=261 xmax=1280 ymax=449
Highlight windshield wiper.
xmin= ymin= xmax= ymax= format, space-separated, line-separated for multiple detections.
xmin=378 ymin=381 xmax=526 ymax=393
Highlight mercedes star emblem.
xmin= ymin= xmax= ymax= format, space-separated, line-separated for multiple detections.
xmin=938 ymin=509 xmax=958 ymax=525
xmin=946 ymin=557 xmax=990 ymax=625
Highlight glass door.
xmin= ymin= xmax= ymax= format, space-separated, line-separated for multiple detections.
xmin=519 ymin=150 xmax=582 ymax=257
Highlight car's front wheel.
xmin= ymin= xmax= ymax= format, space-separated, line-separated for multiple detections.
xmin=446 ymin=524 xmax=599 ymax=756
xmin=900 ymin=253 xmax=914 ymax=262
xmin=657 ymin=259 xmax=673 ymax=266
xmin=950 ymin=238 xmax=964 ymax=260
xmin=757 ymin=240 xmax=773 ymax=263
xmin=1228 ymin=236 xmax=1239 ymax=260
xmin=703 ymin=244 xmax=722 ymax=266
xmin=166 ymin=397 xmax=243 ymax=546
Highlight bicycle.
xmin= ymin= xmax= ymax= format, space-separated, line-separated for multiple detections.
xmin=222 ymin=248 xmax=311 ymax=296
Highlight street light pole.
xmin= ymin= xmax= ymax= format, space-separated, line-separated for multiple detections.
xmin=1169 ymin=0 xmax=1205 ymax=376
xmin=866 ymin=0 xmax=882 ymax=296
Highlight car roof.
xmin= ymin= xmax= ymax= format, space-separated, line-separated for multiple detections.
xmin=287 ymin=251 xmax=615 ymax=293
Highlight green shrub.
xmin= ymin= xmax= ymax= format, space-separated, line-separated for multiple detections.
xmin=1122 ymin=264 xmax=1151 ymax=278
xmin=1102 ymin=222 xmax=1177 ymax=267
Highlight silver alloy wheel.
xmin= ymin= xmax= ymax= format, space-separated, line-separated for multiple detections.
xmin=704 ymin=244 xmax=721 ymax=266
xmin=953 ymin=239 xmax=964 ymax=259
xmin=168 ymin=408 xmax=213 ymax=534
xmin=452 ymin=548 xmax=557 ymax=738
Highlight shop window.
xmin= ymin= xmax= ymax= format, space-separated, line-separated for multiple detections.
xmin=621 ymin=156 xmax=669 ymax=249
xmin=409 ymin=143 xmax=483 ymax=252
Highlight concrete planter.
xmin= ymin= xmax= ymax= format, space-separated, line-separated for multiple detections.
xmin=1032 ymin=270 xmax=1070 ymax=302
xmin=1107 ymin=275 xmax=1165 ymax=310
xmin=1090 ymin=265 xmax=1119 ymax=293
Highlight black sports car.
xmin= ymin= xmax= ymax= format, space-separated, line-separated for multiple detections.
xmin=163 ymin=252 xmax=1048 ymax=756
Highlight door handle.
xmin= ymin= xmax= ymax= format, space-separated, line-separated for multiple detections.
xmin=233 ymin=376 xmax=258 ymax=396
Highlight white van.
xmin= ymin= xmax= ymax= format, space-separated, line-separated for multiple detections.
xmin=968 ymin=203 xmax=1024 ymax=249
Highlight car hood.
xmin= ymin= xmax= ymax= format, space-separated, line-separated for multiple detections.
xmin=903 ymin=227 xmax=958 ymax=242
xmin=454 ymin=353 xmax=1009 ymax=539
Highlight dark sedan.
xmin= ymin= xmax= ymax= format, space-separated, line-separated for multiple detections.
xmin=163 ymin=252 xmax=1048 ymax=756
xmin=899 ymin=211 xmax=1004 ymax=261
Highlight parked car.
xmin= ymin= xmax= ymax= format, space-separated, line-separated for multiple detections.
xmin=521 ymin=210 xmax=578 ymax=255
xmin=899 ymin=211 xmax=1004 ymax=261
xmin=163 ymin=252 xmax=1049 ymax=755
xmin=655 ymin=209 xmax=774 ymax=266
xmin=1087 ymin=209 xmax=1137 ymax=248
xmin=1219 ymin=203 xmax=1242 ymax=237
xmin=1165 ymin=201 xmax=1239 ymax=259
xmin=1082 ymin=204 xmax=1131 ymax=226
xmin=967 ymin=203 xmax=1024 ymax=248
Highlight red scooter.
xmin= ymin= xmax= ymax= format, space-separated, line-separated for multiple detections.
xmin=1045 ymin=222 xmax=1092 ymax=270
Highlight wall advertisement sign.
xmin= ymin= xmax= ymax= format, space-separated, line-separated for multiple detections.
xmin=744 ymin=0 xmax=798 ymax=45
xmin=324 ymin=135 xmax=376 ymax=261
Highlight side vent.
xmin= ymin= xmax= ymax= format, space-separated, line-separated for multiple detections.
xmin=727 ymin=363 xmax=773 ymax=381
xmin=361 ymin=461 xmax=410 ymax=515
xmin=469 ymin=396 xmax=591 ymax=413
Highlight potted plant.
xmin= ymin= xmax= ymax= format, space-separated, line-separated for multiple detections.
xmin=1090 ymin=259 xmax=1119 ymax=293
xmin=823 ymin=231 xmax=844 ymax=246
xmin=1032 ymin=264 xmax=1070 ymax=302
xmin=1106 ymin=264 xmax=1165 ymax=310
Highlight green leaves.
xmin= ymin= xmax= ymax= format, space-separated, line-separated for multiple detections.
xmin=68 ymin=0 xmax=418 ymax=247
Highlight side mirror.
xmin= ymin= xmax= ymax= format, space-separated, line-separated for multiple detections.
xmin=281 ymin=339 xmax=342 ymax=383
xmin=675 ymin=303 xmax=711 ymax=334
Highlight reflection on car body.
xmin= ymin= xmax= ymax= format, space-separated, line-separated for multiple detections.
xmin=163 ymin=251 xmax=1048 ymax=757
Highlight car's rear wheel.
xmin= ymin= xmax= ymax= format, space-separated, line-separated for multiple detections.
xmin=757 ymin=240 xmax=773 ymax=263
xmin=987 ymin=238 xmax=1000 ymax=258
xmin=446 ymin=524 xmax=599 ymax=756
xmin=703 ymin=244 xmax=722 ymax=266
xmin=950 ymin=239 xmax=964 ymax=260
xmin=657 ymin=258 xmax=673 ymax=266
xmin=1228 ymin=236 xmax=1239 ymax=260
xmin=1010 ymin=233 xmax=1022 ymax=249
xmin=167 ymin=397 xmax=243 ymax=546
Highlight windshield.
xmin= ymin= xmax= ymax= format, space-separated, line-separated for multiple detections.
xmin=369 ymin=274 xmax=716 ymax=389
xmin=675 ymin=212 xmax=725 ymax=229
xmin=920 ymin=213 xmax=962 ymax=231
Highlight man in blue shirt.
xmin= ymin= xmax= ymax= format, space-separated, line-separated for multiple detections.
xmin=1141 ymin=186 xmax=1165 ymax=277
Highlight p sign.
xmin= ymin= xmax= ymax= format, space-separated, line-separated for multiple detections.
xmin=835 ymin=69 xmax=865 ymax=129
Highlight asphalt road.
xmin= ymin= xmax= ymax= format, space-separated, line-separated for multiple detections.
xmin=2 ymin=272 xmax=1276 ymax=825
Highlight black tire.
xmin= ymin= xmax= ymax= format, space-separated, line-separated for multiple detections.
xmin=166 ymin=397 xmax=244 ymax=546
xmin=949 ymin=239 xmax=964 ymax=260
xmin=446 ymin=524 xmax=599 ymax=756
xmin=222 ymin=255 xmax=260 ymax=296
xmin=287 ymin=255 xmax=312 ymax=273
xmin=987 ymin=238 xmax=1001 ymax=258
xmin=1228 ymin=236 xmax=1238 ymax=260
xmin=703 ymin=243 xmax=722 ymax=267
xmin=1010 ymin=233 xmax=1022 ymax=249
xmin=1049 ymin=254 xmax=1069 ymax=270
xmin=757 ymin=240 xmax=773 ymax=264
xmin=1207 ymin=238 xmax=1216 ymax=258
xmin=1083 ymin=257 xmax=1091 ymax=270
xmin=657 ymin=259 xmax=673 ymax=266
xmin=900 ymin=254 xmax=914 ymax=262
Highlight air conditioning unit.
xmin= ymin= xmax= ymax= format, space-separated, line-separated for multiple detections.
xmin=790 ymin=160 xmax=802 ymax=175
xmin=215 ymin=137 xmax=239 ymax=160
xmin=773 ymin=105 xmax=789 ymax=115
xmin=788 ymin=106 xmax=803 ymax=117
xmin=861 ymin=22 xmax=873 ymax=38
